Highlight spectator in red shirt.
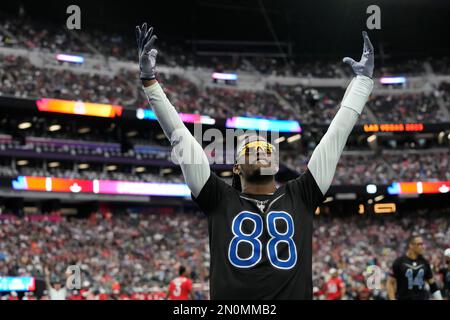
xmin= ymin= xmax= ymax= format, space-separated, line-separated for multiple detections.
xmin=167 ymin=265 xmax=194 ymax=300
xmin=325 ymin=268 xmax=346 ymax=300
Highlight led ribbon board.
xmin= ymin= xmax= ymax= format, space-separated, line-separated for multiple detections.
xmin=12 ymin=176 xmax=191 ymax=197
xmin=226 ymin=117 xmax=301 ymax=133
xmin=56 ymin=54 xmax=84 ymax=64
xmin=379 ymin=76 xmax=406 ymax=85
xmin=0 ymin=277 xmax=35 ymax=292
xmin=37 ymin=98 xmax=123 ymax=118
xmin=212 ymin=72 xmax=238 ymax=81
xmin=136 ymin=109 xmax=215 ymax=125
xmin=387 ymin=181 xmax=450 ymax=195
xmin=363 ymin=123 xmax=424 ymax=133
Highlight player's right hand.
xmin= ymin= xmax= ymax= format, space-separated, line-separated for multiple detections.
xmin=136 ymin=22 xmax=158 ymax=80
xmin=343 ymin=31 xmax=374 ymax=79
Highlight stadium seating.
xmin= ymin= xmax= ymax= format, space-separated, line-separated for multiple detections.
xmin=0 ymin=210 xmax=448 ymax=300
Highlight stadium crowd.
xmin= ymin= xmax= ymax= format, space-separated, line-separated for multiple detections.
xmin=366 ymin=92 xmax=447 ymax=124
xmin=0 ymin=209 xmax=448 ymax=300
xmin=0 ymin=211 xmax=210 ymax=300
xmin=313 ymin=212 xmax=450 ymax=300
xmin=1 ymin=51 xmax=449 ymax=122
xmin=283 ymin=151 xmax=450 ymax=185
xmin=0 ymin=55 xmax=137 ymax=106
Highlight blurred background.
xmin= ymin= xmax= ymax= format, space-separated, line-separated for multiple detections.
xmin=0 ymin=0 xmax=449 ymax=300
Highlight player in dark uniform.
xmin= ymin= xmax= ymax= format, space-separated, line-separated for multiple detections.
xmin=136 ymin=23 xmax=374 ymax=299
xmin=387 ymin=235 xmax=443 ymax=300
xmin=439 ymin=248 xmax=450 ymax=299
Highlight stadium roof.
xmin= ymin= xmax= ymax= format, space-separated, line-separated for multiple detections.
xmin=2 ymin=0 xmax=449 ymax=57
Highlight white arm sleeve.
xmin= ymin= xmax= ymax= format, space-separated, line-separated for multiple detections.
xmin=308 ymin=75 xmax=374 ymax=195
xmin=143 ymin=82 xmax=210 ymax=197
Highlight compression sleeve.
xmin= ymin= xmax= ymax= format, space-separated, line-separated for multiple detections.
xmin=308 ymin=75 xmax=374 ymax=195
xmin=143 ymin=82 xmax=210 ymax=197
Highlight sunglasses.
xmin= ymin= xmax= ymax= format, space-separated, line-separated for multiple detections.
xmin=238 ymin=141 xmax=275 ymax=158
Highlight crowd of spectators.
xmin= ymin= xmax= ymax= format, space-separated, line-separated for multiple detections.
xmin=1 ymin=52 xmax=449 ymax=123
xmin=0 ymin=210 xmax=210 ymax=300
xmin=0 ymin=15 xmax=91 ymax=54
xmin=430 ymin=57 xmax=450 ymax=75
xmin=0 ymin=55 xmax=137 ymax=106
xmin=284 ymin=151 xmax=450 ymax=185
xmin=0 ymin=208 xmax=448 ymax=300
xmin=366 ymin=92 xmax=447 ymax=124
xmin=313 ymin=212 xmax=449 ymax=299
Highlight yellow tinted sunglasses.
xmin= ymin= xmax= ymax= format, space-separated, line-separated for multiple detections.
xmin=238 ymin=141 xmax=275 ymax=158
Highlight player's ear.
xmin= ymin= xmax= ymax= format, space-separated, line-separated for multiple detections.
xmin=233 ymin=163 xmax=241 ymax=175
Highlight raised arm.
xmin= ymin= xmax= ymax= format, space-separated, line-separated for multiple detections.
xmin=136 ymin=23 xmax=210 ymax=197
xmin=308 ymin=31 xmax=374 ymax=195
xmin=44 ymin=266 xmax=53 ymax=290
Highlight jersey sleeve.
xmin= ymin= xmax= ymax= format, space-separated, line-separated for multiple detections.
xmin=391 ymin=258 xmax=401 ymax=278
xmin=425 ymin=262 xmax=433 ymax=280
xmin=192 ymin=171 xmax=231 ymax=214
xmin=287 ymin=169 xmax=324 ymax=213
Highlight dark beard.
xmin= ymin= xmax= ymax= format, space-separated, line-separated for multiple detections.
xmin=243 ymin=167 xmax=275 ymax=184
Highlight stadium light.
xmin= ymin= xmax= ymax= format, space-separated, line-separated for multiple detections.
xmin=48 ymin=162 xmax=60 ymax=168
xmin=287 ymin=134 xmax=301 ymax=143
xmin=323 ymin=196 xmax=333 ymax=203
xmin=161 ymin=168 xmax=173 ymax=174
xmin=367 ymin=134 xmax=378 ymax=151
xmin=358 ymin=204 xmax=365 ymax=215
xmin=212 ymin=72 xmax=238 ymax=81
xmin=48 ymin=124 xmax=61 ymax=132
xmin=78 ymin=127 xmax=91 ymax=134
xmin=274 ymin=136 xmax=286 ymax=144
xmin=78 ymin=163 xmax=89 ymax=170
xmin=127 ymin=130 xmax=138 ymax=137
xmin=379 ymin=76 xmax=406 ymax=85
xmin=220 ymin=171 xmax=233 ymax=177
xmin=56 ymin=54 xmax=84 ymax=64
xmin=366 ymin=184 xmax=377 ymax=194
xmin=18 ymin=122 xmax=32 ymax=129
xmin=367 ymin=134 xmax=377 ymax=143
xmin=17 ymin=160 xmax=28 ymax=166
xmin=374 ymin=203 xmax=396 ymax=214
xmin=106 ymin=165 xmax=117 ymax=171
xmin=135 ymin=166 xmax=146 ymax=173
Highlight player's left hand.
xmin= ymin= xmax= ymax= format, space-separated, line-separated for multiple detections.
xmin=136 ymin=22 xmax=158 ymax=80
xmin=343 ymin=31 xmax=374 ymax=78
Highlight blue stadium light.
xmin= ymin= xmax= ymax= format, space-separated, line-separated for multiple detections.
xmin=56 ymin=54 xmax=84 ymax=64
xmin=387 ymin=182 xmax=401 ymax=195
xmin=137 ymin=108 xmax=157 ymax=120
xmin=212 ymin=72 xmax=238 ymax=81
xmin=226 ymin=117 xmax=301 ymax=133
xmin=379 ymin=76 xmax=406 ymax=85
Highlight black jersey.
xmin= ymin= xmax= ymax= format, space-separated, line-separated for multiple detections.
xmin=391 ymin=255 xmax=433 ymax=300
xmin=439 ymin=267 xmax=450 ymax=298
xmin=192 ymin=170 xmax=323 ymax=300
